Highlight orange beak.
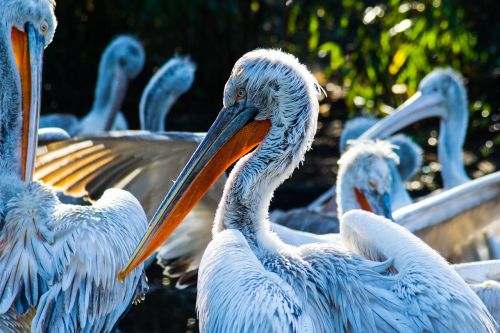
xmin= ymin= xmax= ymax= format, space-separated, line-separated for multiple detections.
xmin=11 ymin=24 xmax=44 ymax=181
xmin=354 ymin=187 xmax=373 ymax=212
xmin=118 ymin=104 xmax=271 ymax=281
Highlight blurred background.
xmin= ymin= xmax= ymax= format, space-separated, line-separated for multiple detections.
xmin=41 ymin=0 xmax=499 ymax=331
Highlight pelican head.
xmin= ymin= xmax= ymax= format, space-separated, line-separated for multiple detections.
xmin=139 ymin=55 xmax=196 ymax=131
xmin=90 ymin=35 xmax=145 ymax=131
xmin=0 ymin=0 xmax=57 ymax=181
xmin=337 ymin=140 xmax=397 ymax=219
xmin=119 ymin=49 xmax=321 ymax=279
xmin=360 ymin=68 xmax=468 ymax=188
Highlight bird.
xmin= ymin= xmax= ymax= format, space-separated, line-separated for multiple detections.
xmin=139 ymin=55 xmax=196 ymax=131
xmin=359 ymin=69 xmax=500 ymax=259
xmin=0 ymin=1 xmax=148 ymax=331
xmin=306 ymin=116 xmax=422 ymax=214
xmin=360 ymin=68 xmax=470 ymax=189
xmin=39 ymin=34 xmax=145 ymax=135
xmin=119 ymin=49 xmax=496 ymax=332
xmin=272 ymin=139 xmax=400 ymax=234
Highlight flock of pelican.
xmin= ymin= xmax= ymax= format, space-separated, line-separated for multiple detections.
xmin=1 ymin=0 xmax=499 ymax=332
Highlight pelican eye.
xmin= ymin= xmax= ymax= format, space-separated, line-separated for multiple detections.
xmin=40 ymin=21 xmax=49 ymax=36
xmin=368 ymin=181 xmax=377 ymax=191
xmin=236 ymin=88 xmax=246 ymax=101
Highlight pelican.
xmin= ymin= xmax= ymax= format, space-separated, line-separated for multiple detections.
xmin=340 ymin=117 xmax=422 ymax=205
xmin=271 ymin=122 xmax=422 ymax=233
xmin=360 ymin=68 xmax=500 ymax=259
xmin=360 ymin=68 xmax=469 ymax=189
xmin=39 ymin=35 xmax=145 ymax=135
xmin=307 ymin=116 xmax=422 ymax=214
xmin=140 ymin=55 xmax=196 ymax=131
xmin=119 ymin=49 xmax=495 ymax=332
xmin=0 ymin=1 xmax=148 ymax=330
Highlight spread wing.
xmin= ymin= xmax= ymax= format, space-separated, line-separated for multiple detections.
xmin=35 ymin=131 xmax=225 ymax=286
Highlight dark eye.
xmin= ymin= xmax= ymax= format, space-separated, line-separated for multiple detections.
xmin=236 ymin=88 xmax=246 ymax=100
xmin=368 ymin=181 xmax=377 ymax=190
xmin=40 ymin=21 xmax=49 ymax=36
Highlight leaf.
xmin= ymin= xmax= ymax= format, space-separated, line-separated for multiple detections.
xmin=319 ymin=42 xmax=345 ymax=70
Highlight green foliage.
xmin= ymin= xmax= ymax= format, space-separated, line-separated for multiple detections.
xmin=287 ymin=0 xmax=483 ymax=112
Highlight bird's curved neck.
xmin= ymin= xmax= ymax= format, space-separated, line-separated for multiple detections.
xmin=337 ymin=177 xmax=361 ymax=216
xmin=86 ymin=62 xmax=126 ymax=132
xmin=214 ymin=100 xmax=317 ymax=247
xmin=140 ymin=91 xmax=176 ymax=131
xmin=438 ymin=86 xmax=469 ymax=188
xmin=0 ymin=27 xmax=23 ymax=177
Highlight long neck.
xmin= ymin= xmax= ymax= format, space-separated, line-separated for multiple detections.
xmin=337 ymin=175 xmax=360 ymax=217
xmin=82 ymin=59 xmax=124 ymax=132
xmin=213 ymin=100 xmax=317 ymax=247
xmin=139 ymin=89 xmax=177 ymax=131
xmin=0 ymin=26 xmax=22 ymax=177
xmin=438 ymin=84 xmax=469 ymax=188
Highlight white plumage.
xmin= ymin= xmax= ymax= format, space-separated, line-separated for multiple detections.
xmin=0 ymin=1 xmax=149 ymax=331
xmin=119 ymin=49 xmax=496 ymax=332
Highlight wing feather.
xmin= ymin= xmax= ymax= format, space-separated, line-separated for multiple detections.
xmin=31 ymin=188 xmax=148 ymax=332
xmin=198 ymin=229 xmax=313 ymax=333
xmin=35 ymin=132 xmax=224 ymax=287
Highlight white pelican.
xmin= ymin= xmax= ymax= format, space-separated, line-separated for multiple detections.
xmin=140 ymin=55 xmax=196 ymax=131
xmin=359 ymin=69 xmax=500 ymax=259
xmin=339 ymin=116 xmax=422 ymax=209
xmin=306 ymin=117 xmax=423 ymax=222
xmin=119 ymin=49 xmax=495 ymax=332
xmin=360 ymin=68 xmax=470 ymax=189
xmin=39 ymin=35 xmax=145 ymax=135
xmin=0 ymin=0 xmax=148 ymax=330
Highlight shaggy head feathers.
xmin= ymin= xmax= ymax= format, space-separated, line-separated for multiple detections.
xmin=338 ymin=140 xmax=398 ymax=196
xmin=2 ymin=0 xmax=57 ymax=46
xmin=340 ymin=116 xmax=422 ymax=181
xmin=224 ymin=49 xmax=321 ymax=151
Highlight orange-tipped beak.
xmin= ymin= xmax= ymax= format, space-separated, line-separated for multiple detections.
xmin=119 ymin=104 xmax=271 ymax=281
xmin=354 ymin=187 xmax=373 ymax=212
xmin=354 ymin=188 xmax=393 ymax=220
xmin=11 ymin=24 xmax=44 ymax=181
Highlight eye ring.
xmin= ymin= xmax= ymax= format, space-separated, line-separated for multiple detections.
xmin=40 ymin=20 xmax=49 ymax=36
xmin=368 ymin=181 xmax=377 ymax=191
xmin=236 ymin=88 xmax=246 ymax=100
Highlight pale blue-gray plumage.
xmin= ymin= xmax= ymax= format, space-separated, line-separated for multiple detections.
xmin=361 ymin=68 xmax=469 ymax=189
xmin=123 ymin=49 xmax=494 ymax=332
xmin=271 ymin=139 xmax=400 ymax=233
xmin=140 ymin=55 xmax=196 ymax=131
xmin=359 ymin=69 xmax=500 ymax=259
xmin=340 ymin=116 xmax=423 ymax=182
xmin=198 ymin=50 xmax=495 ymax=331
xmin=0 ymin=1 xmax=149 ymax=331
xmin=340 ymin=116 xmax=423 ymax=209
xmin=39 ymin=35 xmax=145 ymax=135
